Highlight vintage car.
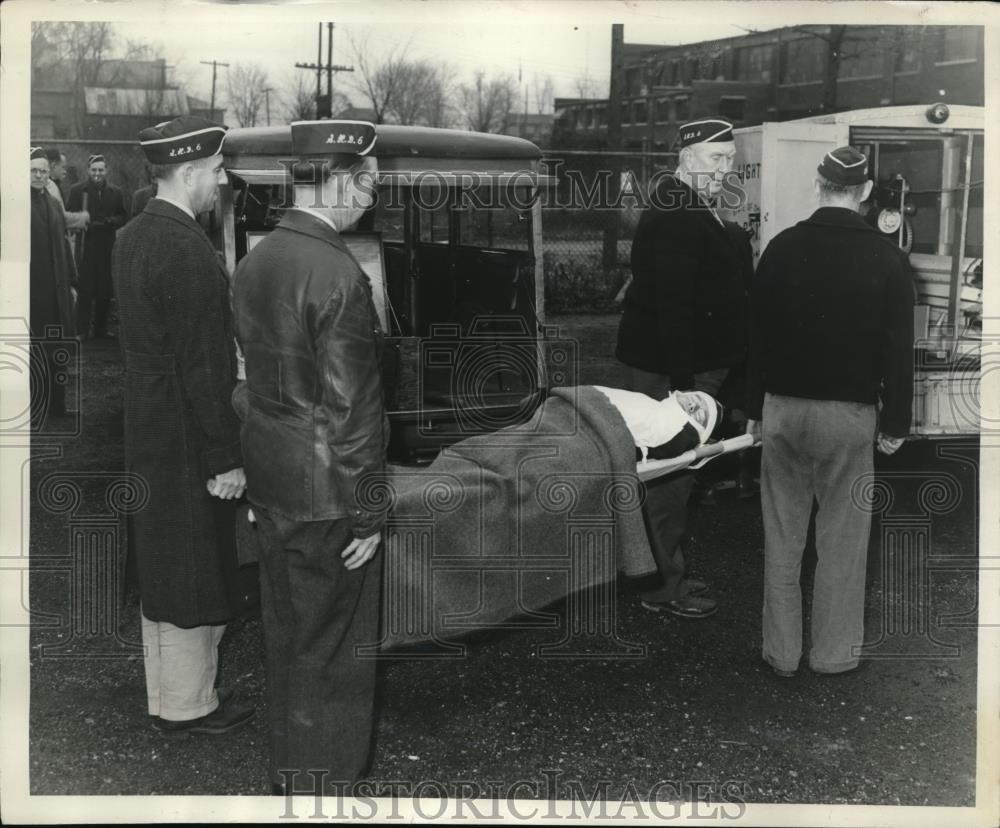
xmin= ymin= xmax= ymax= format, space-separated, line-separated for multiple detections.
xmin=215 ymin=124 xmax=553 ymax=463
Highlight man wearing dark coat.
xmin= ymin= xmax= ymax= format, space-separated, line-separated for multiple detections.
xmin=232 ymin=120 xmax=388 ymax=794
xmin=29 ymin=147 xmax=77 ymax=424
xmin=615 ymin=118 xmax=749 ymax=619
xmin=67 ymin=153 xmax=128 ymax=339
xmin=746 ymin=147 xmax=913 ymax=678
xmin=112 ymin=116 xmax=254 ymax=735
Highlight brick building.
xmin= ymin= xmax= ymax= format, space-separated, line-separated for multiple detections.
xmin=554 ymin=25 xmax=984 ymax=151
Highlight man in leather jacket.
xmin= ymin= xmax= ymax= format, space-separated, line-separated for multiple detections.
xmin=232 ymin=120 xmax=388 ymax=795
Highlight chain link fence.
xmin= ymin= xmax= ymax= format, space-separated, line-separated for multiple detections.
xmin=539 ymin=149 xmax=677 ymax=313
xmin=35 ymin=138 xmax=149 ymax=206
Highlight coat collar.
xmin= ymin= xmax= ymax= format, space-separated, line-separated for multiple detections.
xmin=276 ymin=208 xmax=351 ymax=256
xmin=144 ymin=197 xmax=228 ymax=277
xmin=658 ymin=175 xmax=730 ymax=240
xmin=801 ymin=206 xmax=878 ymax=234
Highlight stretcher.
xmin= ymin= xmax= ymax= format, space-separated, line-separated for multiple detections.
xmin=635 ymin=433 xmax=758 ymax=482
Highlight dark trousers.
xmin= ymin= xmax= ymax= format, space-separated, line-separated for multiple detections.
xmin=254 ymin=508 xmax=382 ymax=791
xmin=77 ymin=258 xmax=112 ymax=337
xmin=623 ymin=363 xmax=727 ymax=601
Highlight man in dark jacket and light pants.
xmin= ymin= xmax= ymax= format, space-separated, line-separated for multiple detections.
xmin=113 ymin=116 xmax=254 ymax=735
xmin=232 ymin=120 xmax=388 ymax=795
xmin=746 ymin=146 xmax=914 ymax=678
xmin=616 ymin=118 xmax=749 ymax=619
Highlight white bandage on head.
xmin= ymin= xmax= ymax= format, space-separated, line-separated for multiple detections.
xmin=671 ymin=390 xmax=719 ymax=443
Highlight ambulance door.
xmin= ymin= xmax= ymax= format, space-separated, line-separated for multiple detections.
xmin=754 ymin=121 xmax=849 ymax=260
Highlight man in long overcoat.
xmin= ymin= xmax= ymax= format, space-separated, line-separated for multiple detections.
xmin=29 ymin=146 xmax=77 ymax=424
xmin=68 ymin=154 xmax=128 ymax=339
xmin=615 ymin=118 xmax=749 ymax=619
xmin=112 ymin=116 xmax=254 ymax=735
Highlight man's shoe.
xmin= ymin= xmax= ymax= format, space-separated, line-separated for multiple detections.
xmin=810 ymin=662 xmax=865 ymax=677
xmin=761 ymin=659 xmax=796 ymax=678
xmin=641 ymin=595 xmax=718 ymax=618
xmin=681 ymin=578 xmax=710 ymax=597
xmin=152 ymin=696 xmax=254 ymax=736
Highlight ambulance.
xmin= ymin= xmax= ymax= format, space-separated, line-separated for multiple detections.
xmin=720 ymin=104 xmax=985 ymax=437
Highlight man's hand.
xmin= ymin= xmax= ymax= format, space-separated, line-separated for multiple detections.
xmin=342 ymin=532 xmax=381 ymax=571
xmin=876 ymin=433 xmax=905 ymax=455
xmin=81 ymin=210 xmax=91 ymax=225
xmin=206 ymin=467 xmax=246 ymax=499
xmin=746 ymin=419 xmax=762 ymax=444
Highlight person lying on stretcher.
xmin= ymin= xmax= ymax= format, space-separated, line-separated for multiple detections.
xmin=591 ymin=386 xmax=723 ymax=461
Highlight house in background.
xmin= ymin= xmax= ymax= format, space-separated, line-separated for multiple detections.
xmin=555 ymin=24 xmax=984 ymax=153
xmin=31 ymin=56 xmax=225 ymax=140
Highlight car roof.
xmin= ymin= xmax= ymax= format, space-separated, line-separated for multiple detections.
xmin=223 ymin=123 xmax=542 ymax=160
xmin=223 ymin=124 xmax=544 ymax=185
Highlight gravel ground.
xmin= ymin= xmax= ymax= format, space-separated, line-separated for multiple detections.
xmin=26 ymin=315 xmax=979 ymax=808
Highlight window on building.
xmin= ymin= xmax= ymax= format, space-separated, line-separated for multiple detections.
xmin=580 ymin=108 xmax=592 ymax=128
xmin=674 ymin=96 xmax=690 ymax=121
xmin=595 ymin=105 xmax=608 ymax=127
xmin=709 ymin=56 xmax=722 ymax=80
xmin=625 ymin=66 xmax=642 ymax=96
xmin=780 ymin=37 xmax=825 ymax=83
xmin=893 ymin=30 xmax=923 ymax=73
xmin=837 ymin=37 xmax=884 ymax=79
xmin=633 ymin=100 xmax=647 ymax=124
xmin=687 ymin=56 xmax=699 ymax=82
xmin=718 ymin=96 xmax=745 ymax=122
xmin=671 ymin=59 xmax=681 ymax=85
xmin=937 ymin=27 xmax=979 ymax=62
xmin=733 ymin=44 xmax=774 ymax=83
xmin=620 ymin=101 xmax=630 ymax=125
xmin=652 ymin=61 xmax=666 ymax=86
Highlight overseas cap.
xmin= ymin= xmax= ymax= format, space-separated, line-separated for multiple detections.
xmin=30 ymin=146 xmax=47 ymax=161
xmin=290 ymin=120 xmax=377 ymax=156
xmin=88 ymin=154 xmax=106 ymax=166
xmin=677 ymin=118 xmax=734 ymax=148
xmin=817 ymin=146 xmax=868 ymax=186
xmin=138 ymin=116 xmax=227 ymax=164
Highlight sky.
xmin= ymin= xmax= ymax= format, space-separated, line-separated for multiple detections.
xmin=108 ymin=12 xmax=748 ymax=124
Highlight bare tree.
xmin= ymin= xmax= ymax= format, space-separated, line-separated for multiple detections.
xmin=385 ymin=60 xmax=455 ymax=127
xmin=460 ymin=71 xmax=519 ymax=133
xmin=226 ymin=63 xmax=270 ymax=127
xmin=32 ymin=21 xmax=119 ymax=134
xmin=531 ymin=73 xmax=555 ymax=114
xmin=282 ymin=71 xmax=317 ymax=122
xmin=347 ymin=33 xmax=415 ymax=123
xmin=573 ymin=70 xmax=601 ymax=99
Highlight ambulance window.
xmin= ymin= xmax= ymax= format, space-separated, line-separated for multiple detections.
xmin=457 ymin=185 xmax=532 ymax=251
xmin=372 ymin=186 xmax=404 ymax=243
xmin=871 ymin=141 xmax=944 ymax=256
xmin=417 ymin=201 xmax=450 ymax=244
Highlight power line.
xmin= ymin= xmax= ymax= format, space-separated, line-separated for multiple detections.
xmin=199 ymin=60 xmax=229 ymax=121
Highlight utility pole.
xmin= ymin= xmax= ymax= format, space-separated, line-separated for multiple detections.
xmin=263 ymin=87 xmax=274 ymax=125
xmin=200 ymin=60 xmax=230 ymax=122
xmin=603 ymin=23 xmax=624 ymax=271
xmin=295 ymin=22 xmax=354 ymax=118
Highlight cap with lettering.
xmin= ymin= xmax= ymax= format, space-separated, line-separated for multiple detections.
xmin=817 ymin=146 xmax=868 ymax=186
xmin=677 ymin=118 xmax=734 ymax=148
xmin=138 ymin=116 xmax=228 ymax=165
xmin=290 ymin=120 xmax=378 ymax=156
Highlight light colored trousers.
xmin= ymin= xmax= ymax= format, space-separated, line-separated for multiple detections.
xmin=760 ymin=394 xmax=877 ymax=673
xmin=141 ymin=609 xmax=226 ymax=721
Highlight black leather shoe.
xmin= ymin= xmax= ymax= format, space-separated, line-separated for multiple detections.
xmin=681 ymin=578 xmax=710 ymax=597
xmin=152 ymin=696 xmax=254 ymax=736
xmin=641 ymin=595 xmax=718 ymax=618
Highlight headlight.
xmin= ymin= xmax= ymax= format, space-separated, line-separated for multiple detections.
xmin=877 ymin=208 xmax=902 ymax=234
